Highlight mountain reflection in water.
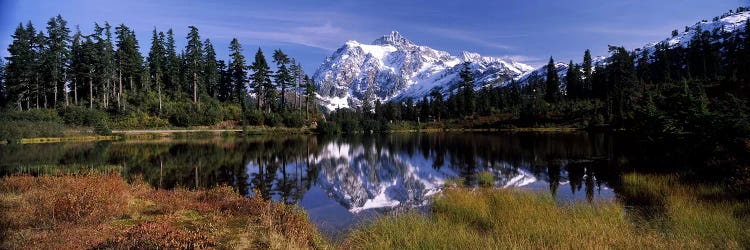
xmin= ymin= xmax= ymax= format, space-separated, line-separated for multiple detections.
xmin=0 ymin=132 xmax=622 ymax=234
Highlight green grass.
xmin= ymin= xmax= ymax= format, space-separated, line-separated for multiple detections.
xmin=345 ymin=174 xmax=750 ymax=249
xmin=620 ymin=174 xmax=750 ymax=248
xmin=475 ymin=171 xmax=495 ymax=187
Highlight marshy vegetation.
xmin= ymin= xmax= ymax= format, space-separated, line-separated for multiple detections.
xmin=2 ymin=171 xmax=747 ymax=249
xmin=345 ymin=173 xmax=750 ymax=249
xmin=0 ymin=173 xmax=326 ymax=249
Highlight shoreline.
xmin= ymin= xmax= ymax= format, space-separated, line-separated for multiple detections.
xmin=3 ymin=127 xmax=588 ymax=144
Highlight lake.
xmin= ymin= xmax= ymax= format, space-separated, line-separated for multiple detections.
xmin=0 ymin=132 xmax=634 ymax=236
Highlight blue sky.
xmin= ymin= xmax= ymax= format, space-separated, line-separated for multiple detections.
xmin=0 ymin=0 xmax=745 ymax=72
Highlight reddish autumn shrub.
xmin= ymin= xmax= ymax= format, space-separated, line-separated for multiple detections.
xmin=99 ymin=219 xmax=218 ymax=249
xmin=0 ymin=174 xmax=129 ymax=228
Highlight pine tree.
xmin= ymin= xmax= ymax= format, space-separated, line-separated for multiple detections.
xmin=606 ymin=46 xmax=637 ymax=125
xmin=164 ymin=29 xmax=179 ymax=97
xmin=565 ymin=60 xmax=581 ymax=99
xmin=250 ymin=48 xmax=272 ymax=112
xmin=304 ymin=75 xmax=316 ymax=120
xmin=94 ymin=22 xmax=116 ymax=109
xmin=544 ymin=57 xmax=560 ymax=103
xmin=43 ymin=15 xmax=70 ymax=107
xmin=114 ymin=24 xmax=143 ymax=108
xmin=228 ymin=38 xmax=247 ymax=109
xmin=636 ymin=48 xmax=651 ymax=86
xmin=203 ymin=39 xmax=218 ymax=98
xmin=82 ymin=36 xmax=96 ymax=108
xmin=32 ymin=26 xmax=45 ymax=109
xmin=70 ymin=25 xmax=85 ymax=105
xmin=185 ymin=26 xmax=202 ymax=104
xmin=582 ymin=49 xmax=593 ymax=98
xmin=458 ymin=62 xmax=475 ymax=114
xmin=0 ymin=58 xmax=5 ymax=107
xmin=148 ymin=28 xmax=165 ymax=113
xmin=429 ymin=89 xmax=444 ymax=121
xmin=272 ymin=49 xmax=292 ymax=111
xmin=5 ymin=23 xmax=35 ymax=109
xmin=216 ymin=59 xmax=232 ymax=102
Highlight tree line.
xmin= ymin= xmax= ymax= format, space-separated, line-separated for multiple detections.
xmin=0 ymin=15 xmax=319 ymax=129
xmin=325 ymin=8 xmax=750 ymax=140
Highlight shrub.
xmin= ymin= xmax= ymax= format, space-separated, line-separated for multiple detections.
xmin=264 ymin=112 xmax=283 ymax=127
xmin=58 ymin=106 xmax=109 ymax=127
xmin=360 ymin=119 xmax=380 ymax=133
xmin=340 ymin=119 xmax=360 ymax=134
xmin=0 ymin=121 xmax=65 ymax=142
xmin=282 ymin=112 xmax=305 ymax=128
xmin=244 ymin=110 xmax=264 ymax=126
xmin=0 ymin=173 xmax=129 ymax=227
xmin=0 ymin=108 xmax=62 ymax=123
xmin=110 ymin=111 xmax=169 ymax=129
xmin=315 ymin=121 xmax=341 ymax=134
xmin=476 ymin=171 xmax=495 ymax=187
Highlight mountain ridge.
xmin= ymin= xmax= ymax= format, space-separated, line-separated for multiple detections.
xmin=312 ymin=31 xmax=533 ymax=110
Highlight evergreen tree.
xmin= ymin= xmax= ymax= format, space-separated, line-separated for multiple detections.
xmin=582 ymin=49 xmax=593 ymax=98
xmin=94 ymin=22 xmax=116 ymax=109
xmin=636 ymin=48 xmax=651 ymax=86
xmin=203 ymin=39 xmax=218 ymax=98
xmin=458 ymin=62 xmax=475 ymax=114
xmin=304 ymin=75 xmax=316 ymax=120
xmin=114 ymin=24 xmax=143 ymax=108
xmin=544 ymin=57 xmax=560 ymax=103
xmin=32 ymin=29 xmax=45 ymax=109
xmin=164 ymin=29 xmax=180 ymax=97
xmin=5 ymin=23 xmax=35 ymax=109
xmin=43 ymin=15 xmax=70 ymax=107
xmin=216 ymin=59 xmax=232 ymax=102
xmin=0 ymin=58 xmax=5 ymax=107
xmin=606 ymin=46 xmax=637 ymax=125
xmin=272 ymin=49 xmax=292 ymax=111
xmin=228 ymin=38 xmax=247 ymax=109
xmin=250 ymin=48 xmax=273 ymax=112
xmin=185 ymin=26 xmax=202 ymax=104
xmin=69 ymin=25 xmax=85 ymax=105
xmin=290 ymin=61 xmax=304 ymax=110
xmin=148 ymin=28 xmax=165 ymax=113
xmin=565 ymin=60 xmax=580 ymax=99
xmin=429 ymin=89 xmax=444 ymax=121
xmin=81 ymin=36 xmax=96 ymax=108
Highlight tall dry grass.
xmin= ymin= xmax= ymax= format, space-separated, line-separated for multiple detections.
xmin=345 ymin=174 xmax=750 ymax=249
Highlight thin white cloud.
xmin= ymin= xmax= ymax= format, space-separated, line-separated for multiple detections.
xmin=422 ymin=26 xmax=515 ymax=50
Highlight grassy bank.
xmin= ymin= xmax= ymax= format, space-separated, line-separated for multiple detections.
xmin=345 ymin=173 xmax=749 ymax=249
xmin=18 ymin=135 xmax=121 ymax=144
xmin=0 ymin=173 xmax=327 ymax=249
xmin=2 ymin=172 xmax=746 ymax=249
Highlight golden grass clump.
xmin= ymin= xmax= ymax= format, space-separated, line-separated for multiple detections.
xmin=345 ymin=174 xmax=750 ymax=249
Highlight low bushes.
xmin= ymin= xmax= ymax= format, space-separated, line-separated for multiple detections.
xmin=0 ymin=173 xmax=326 ymax=249
xmin=110 ymin=111 xmax=169 ymax=129
xmin=0 ymin=109 xmax=66 ymax=141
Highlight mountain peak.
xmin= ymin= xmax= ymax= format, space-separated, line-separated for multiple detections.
xmin=372 ymin=31 xmax=413 ymax=46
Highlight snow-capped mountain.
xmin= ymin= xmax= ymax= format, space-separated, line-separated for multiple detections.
xmin=313 ymin=31 xmax=533 ymax=110
xmin=501 ymin=10 xmax=750 ymax=88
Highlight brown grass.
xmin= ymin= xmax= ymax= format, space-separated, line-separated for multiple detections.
xmin=0 ymin=174 xmax=327 ymax=249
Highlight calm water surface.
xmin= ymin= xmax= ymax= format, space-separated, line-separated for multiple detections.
xmin=0 ymin=132 xmax=633 ymax=236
